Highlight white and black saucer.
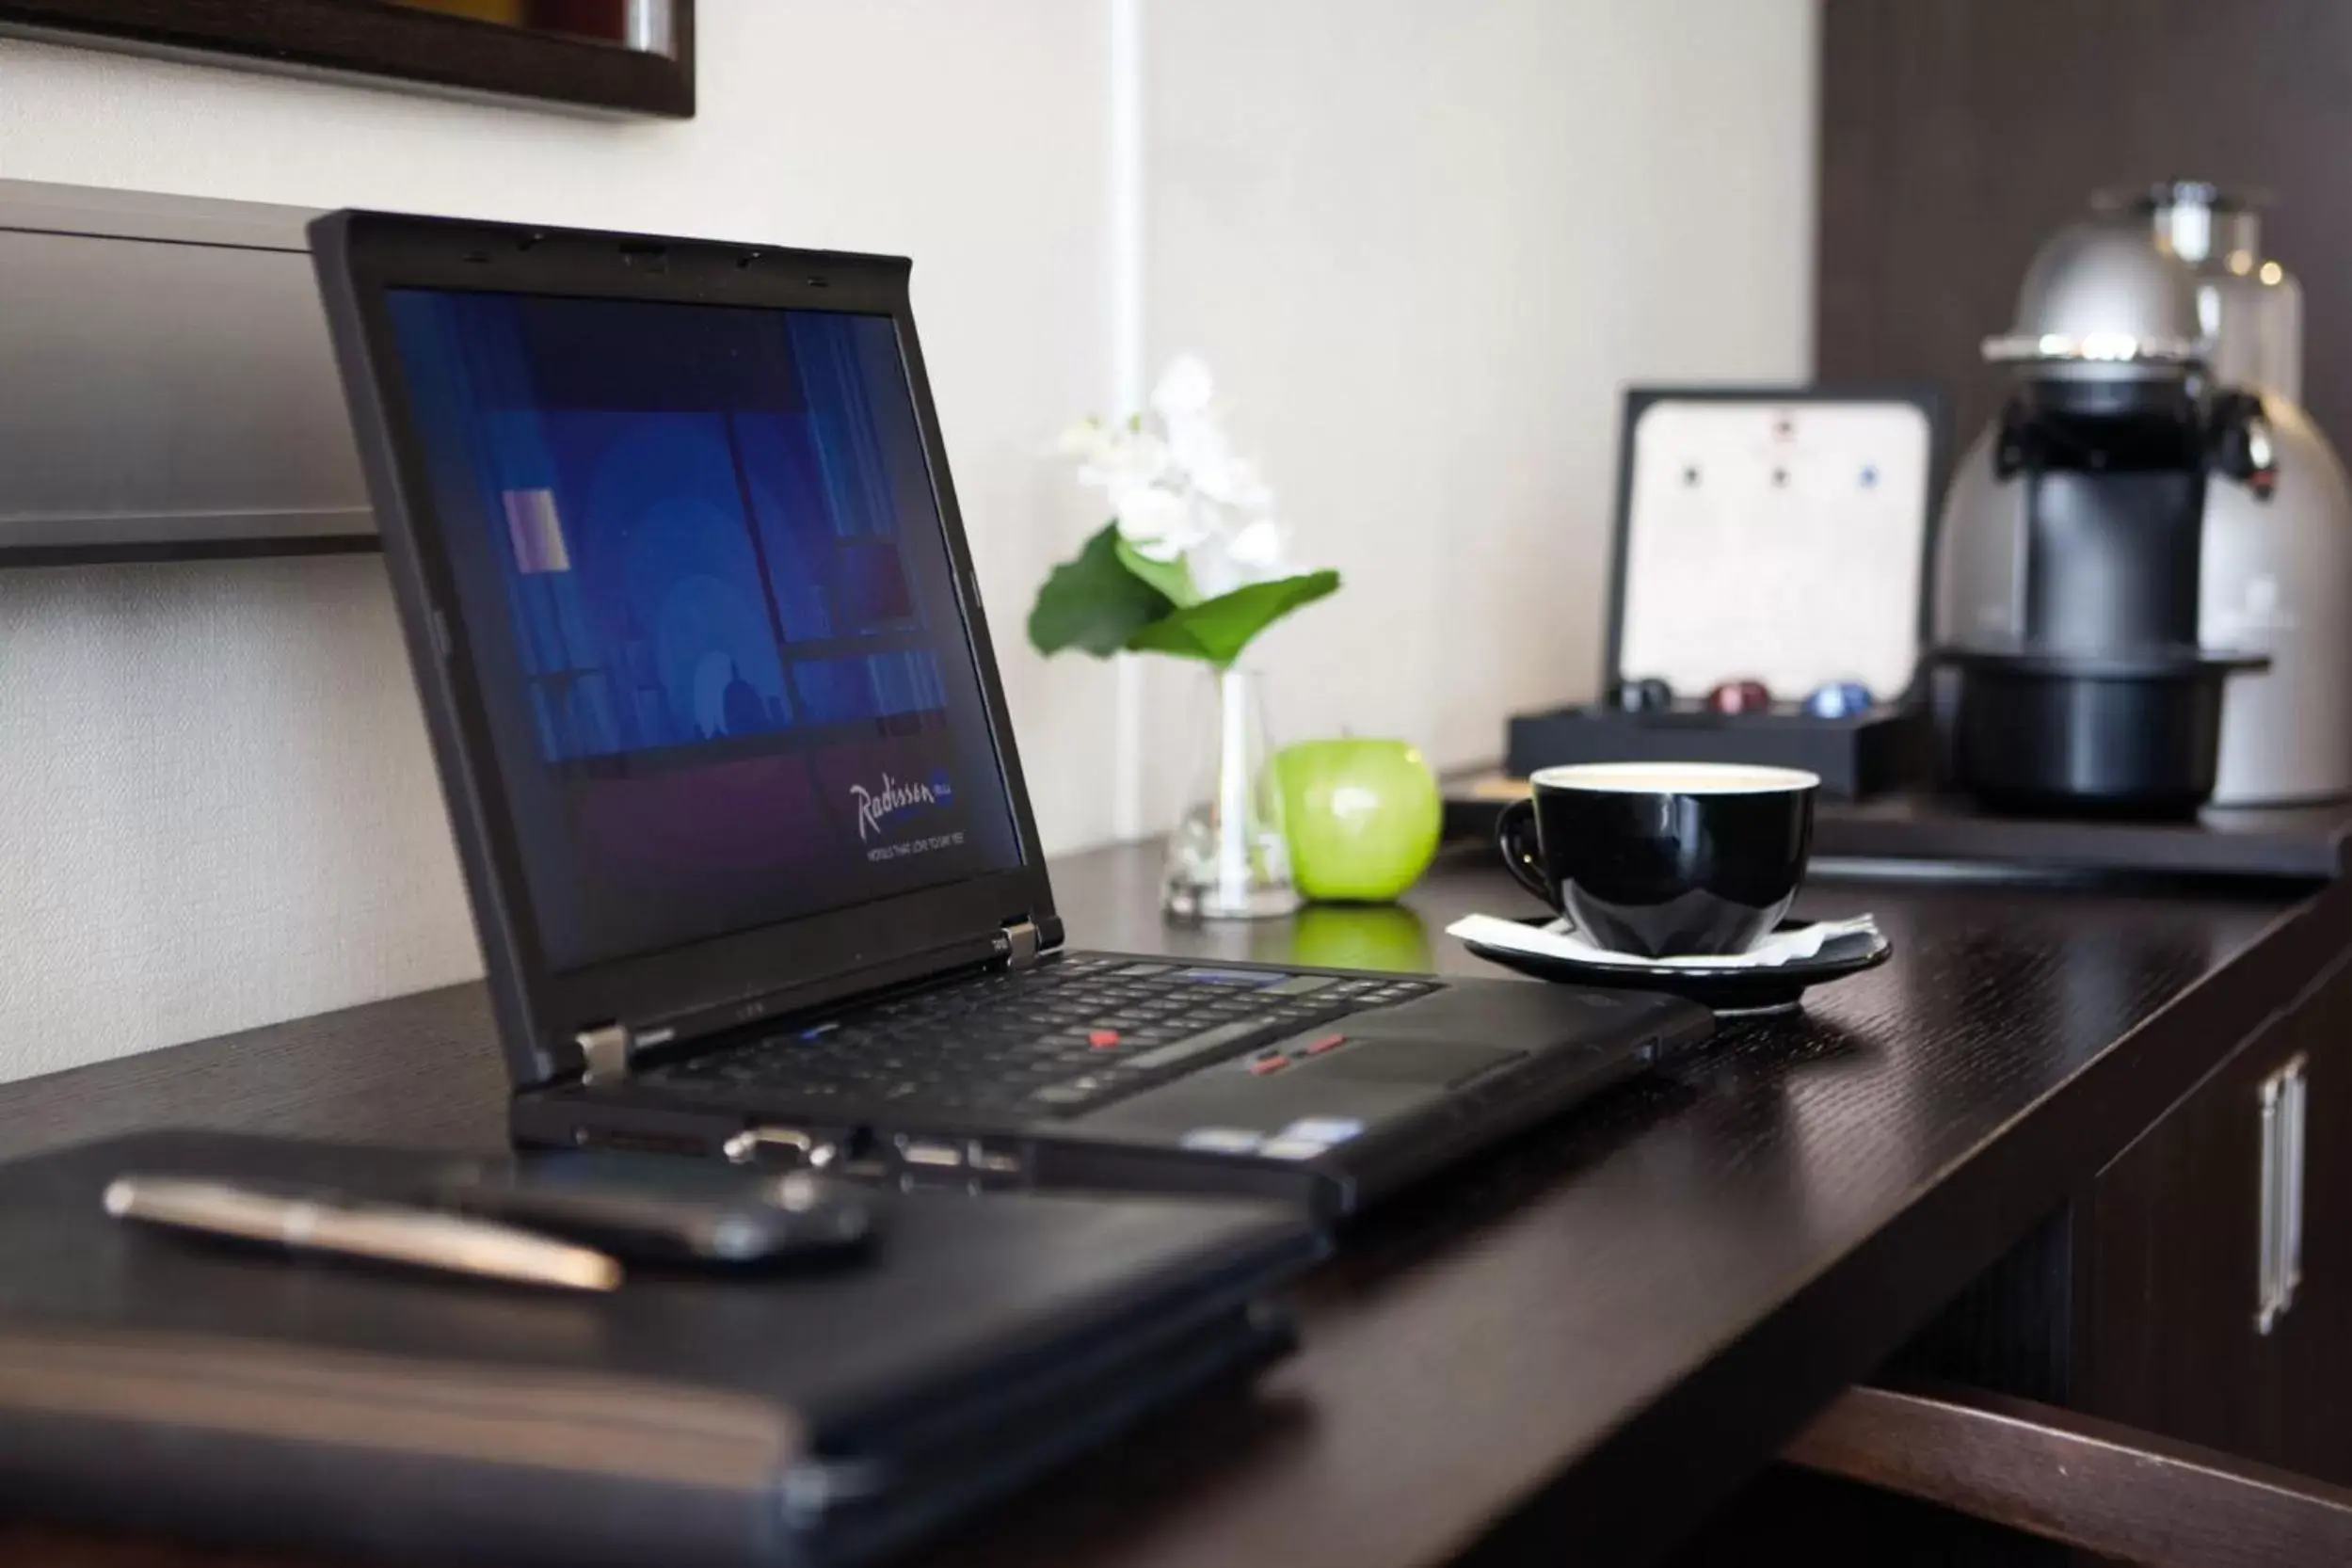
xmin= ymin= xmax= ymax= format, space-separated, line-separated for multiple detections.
xmin=1453 ymin=916 xmax=1892 ymax=1017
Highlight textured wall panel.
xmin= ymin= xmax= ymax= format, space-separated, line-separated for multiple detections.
xmin=0 ymin=557 xmax=478 ymax=1074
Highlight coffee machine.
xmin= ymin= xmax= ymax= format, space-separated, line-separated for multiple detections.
xmin=1934 ymin=184 xmax=2352 ymax=811
xmin=1932 ymin=215 xmax=2273 ymax=816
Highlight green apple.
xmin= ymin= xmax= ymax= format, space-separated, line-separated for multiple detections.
xmin=1274 ymin=736 xmax=1443 ymax=903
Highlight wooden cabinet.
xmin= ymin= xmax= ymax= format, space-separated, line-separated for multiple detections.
xmin=1674 ymin=951 xmax=2352 ymax=1565
xmin=2077 ymin=954 xmax=2352 ymax=1484
xmin=2276 ymin=957 xmax=2352 ymax=1479
xmin=2077 ymin=1000 xmax=2299 ymax=1464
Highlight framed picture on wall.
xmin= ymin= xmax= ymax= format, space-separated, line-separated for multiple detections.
xmin=0 ymin=0 xmax=696 ymax=118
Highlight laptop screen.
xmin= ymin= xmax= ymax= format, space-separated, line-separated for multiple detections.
xmin=382 ymin=289 xmax=1024 ymax=971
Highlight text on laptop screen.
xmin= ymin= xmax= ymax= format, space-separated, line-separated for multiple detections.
xmin=384 ymin=290 xmax=1023 ymax=970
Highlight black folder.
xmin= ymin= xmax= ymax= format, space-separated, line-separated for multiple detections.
xmin=0 ymin=1131 xmax=1320 ymax=1566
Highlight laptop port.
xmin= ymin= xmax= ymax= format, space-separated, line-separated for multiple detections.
xmin=569 ymin=1127 xmax=711 ymax=1159
xmin=968 ymin=1143 xmax=1023 ymax=1176
xmin=722 ymin=1126 xmax=840 ymax=1169
xmin=897 ymin=1137 xmax=965 ymax=1170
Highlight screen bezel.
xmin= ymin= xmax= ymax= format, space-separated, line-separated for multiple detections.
xmin=312 ymin=212 xmax=1061 ymax=1089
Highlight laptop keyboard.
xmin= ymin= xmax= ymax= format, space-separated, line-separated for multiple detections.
xmin=646 ymin=953 xmax=1439 ymax=1118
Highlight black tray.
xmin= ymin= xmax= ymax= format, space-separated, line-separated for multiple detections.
xmin=1502 ymin=703 xmax=1930 ymax=802
xmin=1444 ymin=777 xmax=2352 ymax=884
xmin=1808 ymin=791 xmax=2352 ymax=882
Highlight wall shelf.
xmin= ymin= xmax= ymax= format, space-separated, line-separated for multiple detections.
xmin=0 ymin=180 xmax=385 ymax=569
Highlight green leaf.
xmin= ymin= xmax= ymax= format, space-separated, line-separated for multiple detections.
xmin=1028 ymin=522 xmax=1178 ymax=658
xmin=1125 ymin=569 xmax=1342 ymax=666
xmin=1113 ymin=536 xmax=1200 ymax=608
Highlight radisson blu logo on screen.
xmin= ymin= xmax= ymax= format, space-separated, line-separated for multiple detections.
xmin=851 ymin=771 xmax=956 ymax=844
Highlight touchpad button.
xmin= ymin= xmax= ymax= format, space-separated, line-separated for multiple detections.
xmin=1308 ymin=1038 xmax=1526 ymax=1089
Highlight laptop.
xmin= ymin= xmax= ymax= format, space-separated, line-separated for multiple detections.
xmin=308 ymin=211 xmax=1712 ymax=1217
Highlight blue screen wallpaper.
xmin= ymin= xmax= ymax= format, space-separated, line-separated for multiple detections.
xmin=388 ymin=290 xmax=1021 ymax=970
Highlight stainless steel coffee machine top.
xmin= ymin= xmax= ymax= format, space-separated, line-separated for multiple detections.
xmin=1934 ymin=214 xmax=2274 ymax=819
xmin=1936 ymin=185 xmax=2352 ymax=811
xmin=1978 ymin=217 xmax=2212 ymax=373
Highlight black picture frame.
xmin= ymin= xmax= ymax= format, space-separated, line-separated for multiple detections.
xmin=0 ymin=0 xmax=696 ymax=119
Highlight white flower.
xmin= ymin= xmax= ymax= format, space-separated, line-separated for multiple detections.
xmin=1074 ymin=430 xmax=1170 ymax=499
xmin=1053 ymin=419 xmax=1117 ymax=465
xmin=1227 ymin=516 xmax=1291 ymax=577
xmin=1188 ymin=535 xmax=1242 ymax=598
xmin=1150 ymin=354 xmax=1215 ymax=420
xmin=1057 ymin=355 xmax=1311 ymax=600
xmin=1111 ymin=486 xmax=1201 ymax=561
xmin=1151 ymin=354 xmax=1272 ymax=511
xmin=1187 ymin=516 xmax=1292 ymax=598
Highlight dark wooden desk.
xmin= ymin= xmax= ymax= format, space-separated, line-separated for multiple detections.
xmin=3 ymin=842 xmax=2345 ymax=1568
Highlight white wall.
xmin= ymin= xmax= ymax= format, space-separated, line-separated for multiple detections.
xmin=0 ymin=0 xmax=1815 ymax=1079
xmin=1138 ymin=0 xmax=1817 ymax=824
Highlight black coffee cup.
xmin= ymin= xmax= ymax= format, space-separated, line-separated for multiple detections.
xmin=1494 ymin=762 xmax=1818 ymax=958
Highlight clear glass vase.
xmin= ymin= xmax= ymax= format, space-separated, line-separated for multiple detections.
xmin=1163 ymin=665 xmax=1301 ymax=921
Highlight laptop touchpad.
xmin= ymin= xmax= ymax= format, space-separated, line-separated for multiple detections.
xmin=1338 ymin=984 xmax=1644 ymax=1049
xmin=1304 ymin=1038 xmax=1525 ymax=1089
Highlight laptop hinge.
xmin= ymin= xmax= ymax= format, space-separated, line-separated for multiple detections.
xmin=563 ymin=921 xmax=1060 ymax=1082
xmin=576 ymin=1022 xmax=634 ymax=1085
xmin=997 ymin=919 xmax=1046 ymax=970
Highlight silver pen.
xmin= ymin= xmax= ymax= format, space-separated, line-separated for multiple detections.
xmin=103 ymin=1176 xmax=624 ymax=1293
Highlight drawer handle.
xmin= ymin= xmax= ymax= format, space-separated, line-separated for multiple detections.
xmin=2258 ymin=1053 xmax=2310 ymax=1336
